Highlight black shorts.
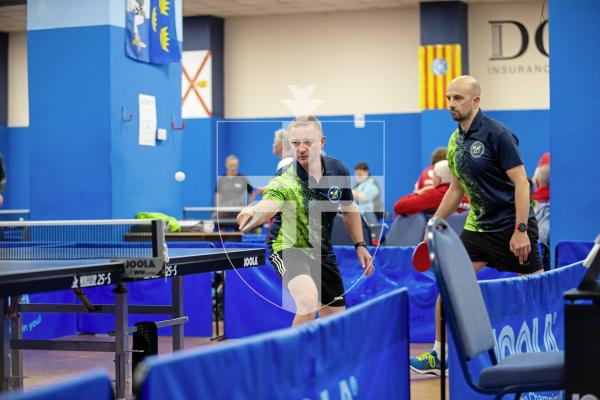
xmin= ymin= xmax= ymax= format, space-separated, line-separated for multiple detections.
xmin=460 ymin=218 xmax=543 ymax=274
xmin=269 ymin=248 xmax=346 ymax=307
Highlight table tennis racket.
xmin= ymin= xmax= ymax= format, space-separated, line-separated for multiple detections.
xmin=239 ymin=211 xmax=263 ymax=233
xmin=412 ymin=241 xmax=432 ymax=272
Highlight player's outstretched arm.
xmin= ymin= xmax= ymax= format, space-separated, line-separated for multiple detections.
xmin=237 ymin=199 xmax=281 ymax=232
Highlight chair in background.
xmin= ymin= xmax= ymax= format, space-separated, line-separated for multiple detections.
xmin=382 ymin=213 xmax=427 ymax=246
xmin=445 ymin=211 xmax=468 ymax=236
xmin=331 ymin=213 xmax=372 ymax=246
xmin=427 ymin=217 xmax=564 ymax=399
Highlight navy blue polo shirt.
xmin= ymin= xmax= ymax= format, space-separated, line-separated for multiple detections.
xmin=447 ymin=110 xmax=535 ymax=232
xmin=264 ymin=155 xmax=353 ymax=257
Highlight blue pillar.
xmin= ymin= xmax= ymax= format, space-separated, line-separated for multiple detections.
xmin=420 ymin=1 xmax=469 ymax=72
xmin=419 ymin=1 xmax=469 ymax=169
xmin=0 ymin=32 xmax=7 ymax=126
xmin=0 ymin=32 xmax=8 ymax=206
xmin=549 ymin=0 xmax=600 ymax=243
xmin=27 ymin=0 xmax=183 ymax=219
xmin=181 ymin=16 xmax=224 ymax=209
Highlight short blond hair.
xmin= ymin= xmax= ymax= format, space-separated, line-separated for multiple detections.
xmin=288 ymin=115 xmax=323 ymax=135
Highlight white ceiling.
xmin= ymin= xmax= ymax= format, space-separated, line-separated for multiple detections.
xmin=0 ymin=0 xmax=542 ymax=33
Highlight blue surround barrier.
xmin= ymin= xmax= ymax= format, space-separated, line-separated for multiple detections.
xmin=223 ymin=244 xmax=513 ymax=341
xmin=136 ymin=287 xmax=410 ymax=400
xmin=448 ymin=261 xmax=585 ymax=400
xmin=0 ymin=370 xmax=113 ymax=400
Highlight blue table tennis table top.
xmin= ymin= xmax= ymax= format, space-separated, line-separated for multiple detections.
xmin=0 ymin=247 xmax=265 ymax=297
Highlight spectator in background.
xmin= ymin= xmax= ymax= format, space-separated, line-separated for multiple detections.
xmin=394 ymin=160 xmax=468 ymax=216
xmin=352 ymin=162 xmax=381 ymax=224
xmin=214 ymin=155 xmax=254 ymax=227
xmin=414 ymin=147 xmax=447 ymax=194
xmin=533 ymin=152 xmax=550 ymax=204
xmin=273 ymin=128 xmax=294 ymax=171
xmin=533 ymin=152 xmax=550 ymax=245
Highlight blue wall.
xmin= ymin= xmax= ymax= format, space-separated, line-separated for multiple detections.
xmin=8 ymin=107 xmax=548 ymax=217
xmin=25 ymin=22 xmax=185 ymax=220
xmin=108 ymin=26 xmax=184 ymax=219
xmin=4 ymin=127 xmax=30 ymax=209
xmin=549 ymin=0 xmax=600 ymax=243
xmin=182 ymin=118 xmax=218 ymax=212
xmin=28 ymin=26 xmax=112 ymax=220
xmin=420 ymin=110 xmax=455 ymax=169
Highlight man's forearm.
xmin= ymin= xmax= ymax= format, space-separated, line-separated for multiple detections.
xmin=342 ymin=205 xmax=365 ymax=244
xmin=247 ymin=199 xmax=281 ymax=225
xmin=433 ymin=188 xmax=463 ymax=219
xmin=514 ymin=180 xmax=530 ymax=225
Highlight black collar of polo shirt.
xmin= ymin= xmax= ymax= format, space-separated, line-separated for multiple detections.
xmin=458 ymin=109 xmax=485 ymax=137
xmin=295 ymin=155 xmax=328 ymax=181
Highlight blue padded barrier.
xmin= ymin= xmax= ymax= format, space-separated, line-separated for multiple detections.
xmin=0 ymin=370 xmax=113 ymax=400
xmin=224 ymin=244 xmax=514 ymax=342
xmin=448 ymin=261 xmax=585 ymax=399
xmin=136 ymin=288 xmax=410 ymax=400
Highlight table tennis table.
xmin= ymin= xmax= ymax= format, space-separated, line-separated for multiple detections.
xmin=0 ymin=246 xmax=265 ymax=399
xmin=124 ymin=231 xmax=243 ymax=243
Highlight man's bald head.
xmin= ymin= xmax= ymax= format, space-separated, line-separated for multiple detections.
xmin=446 ymin=75 xmax=481 ymax=124
xmin=448 ymin=75 xmax=481 ymax=97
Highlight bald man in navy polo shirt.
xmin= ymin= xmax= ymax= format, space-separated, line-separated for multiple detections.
xmin=410 ymin=75 xmax=543 ymax=375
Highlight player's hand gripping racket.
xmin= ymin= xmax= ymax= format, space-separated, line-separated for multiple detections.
xmin=412 ymin=241 xmax=432 ymax=272
xmin=238 ymin=210 xmax=263 ymax=233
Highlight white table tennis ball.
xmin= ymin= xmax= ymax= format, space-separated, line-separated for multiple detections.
xmin=175 ymin=171 xmax=186 ymax=182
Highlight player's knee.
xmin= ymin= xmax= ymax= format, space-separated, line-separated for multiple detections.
xmin=294 ymin=289 xmax=319 ymax=315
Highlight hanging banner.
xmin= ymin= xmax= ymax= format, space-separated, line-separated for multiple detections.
xmin=126 ymin=0 xmax=181 ymax=64
xmin=419 ymin=44 xmax=462 ymax=110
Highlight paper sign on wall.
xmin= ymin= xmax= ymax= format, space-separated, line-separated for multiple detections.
xmin=139 ymin=94 xmax=157 ymax=146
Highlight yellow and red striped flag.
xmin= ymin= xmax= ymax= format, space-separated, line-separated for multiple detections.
xmin=419 ymin=44 xmax=462 ymax=110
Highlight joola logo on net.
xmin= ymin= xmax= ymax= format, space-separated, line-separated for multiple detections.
xmin=493 ymin=312 xmax=559 ymax=360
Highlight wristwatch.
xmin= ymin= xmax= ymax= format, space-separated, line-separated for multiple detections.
xmin=515 ymin=223 xmax=528 ymax=233
xmin=354 ymin=241 xmax=368 ymax=250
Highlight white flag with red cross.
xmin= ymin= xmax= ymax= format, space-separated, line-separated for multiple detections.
xmin=181 ymin=50 xmax=212 ymax=119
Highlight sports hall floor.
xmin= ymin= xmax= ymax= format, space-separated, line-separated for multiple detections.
xmin=17 ymin=330 xmax=444 ymax=399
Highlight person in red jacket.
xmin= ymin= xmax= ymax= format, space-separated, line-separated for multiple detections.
xmin=413 ymin=147 xmax=447 ymax=194
xmin=394 ymin=160 xmax=468 ymax=215
xmin=532 ymin=152 xmax=550 ymax=203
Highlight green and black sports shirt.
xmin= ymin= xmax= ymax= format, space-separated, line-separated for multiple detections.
xmin=447 ymin=110 xmax=534 ymax=232
xmin=264 ymin=156 xmax=354 ymax=256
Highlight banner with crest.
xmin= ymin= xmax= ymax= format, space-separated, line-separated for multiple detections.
xmin=126 ymin=0 xmax=181 ymax=64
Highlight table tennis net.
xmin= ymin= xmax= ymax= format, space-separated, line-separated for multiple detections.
xmin=0 ymin=219 xmax=165 ymax=260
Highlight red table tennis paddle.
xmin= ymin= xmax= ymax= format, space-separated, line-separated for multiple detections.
xmin=412 ymin=241 xmax=432 ymax=272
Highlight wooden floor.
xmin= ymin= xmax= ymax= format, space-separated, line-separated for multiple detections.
xmin=12 ymin=337 xmax=446 ymax=399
